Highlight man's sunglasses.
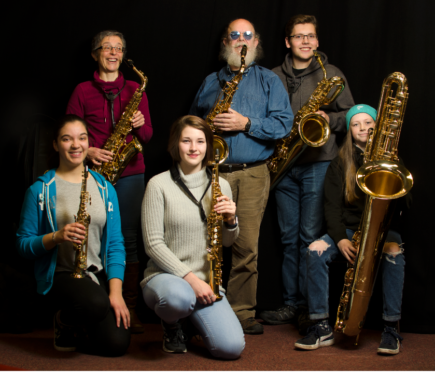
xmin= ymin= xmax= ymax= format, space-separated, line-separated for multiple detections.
xmin=229 ymin=31 xmax=254 ymax=41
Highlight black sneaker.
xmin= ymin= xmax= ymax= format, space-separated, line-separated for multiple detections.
xmin=53 ymin=311 xmax=77 ymax=352
xmin=377 ymin=326 xmax=403 ymax=355
xmin=162 ymin=320 xmax=187 ymax=353
xmin=294 ymin=320 xmax=334 ymax=350
xmin=259 ymin=305 xmax=297 ymax=325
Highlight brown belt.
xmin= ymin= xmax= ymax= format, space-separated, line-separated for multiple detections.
xmin=219 ymin=160 xmax=267 ymax=173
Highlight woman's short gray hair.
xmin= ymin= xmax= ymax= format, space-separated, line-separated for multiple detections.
xmin=91 ymin=30 xmax=127 ymax=54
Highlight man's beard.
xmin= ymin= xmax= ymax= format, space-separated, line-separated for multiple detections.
xmin=222 ymin=42 xmax=257 ymax=68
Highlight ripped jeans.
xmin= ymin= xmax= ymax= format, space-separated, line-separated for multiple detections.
xmin=306 ymin=229 xmax=405 ymax=322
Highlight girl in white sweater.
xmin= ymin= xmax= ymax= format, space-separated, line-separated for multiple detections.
xmin=141 ymin=115 xmax=244 ymax=359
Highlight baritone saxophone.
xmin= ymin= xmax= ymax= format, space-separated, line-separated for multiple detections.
xmin=335 ymin=72 xmax=413 ymax=341
xmin=268 ymin=50 xmax=345 ymax=188
xmin=71 ymin=166 xmax=92 ymax=279
xmin=93 ymin=59 xmax=148 ymax=184
xmin=206 ymin=139 xmax=229 ymax=301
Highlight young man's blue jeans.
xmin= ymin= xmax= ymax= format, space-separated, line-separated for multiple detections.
xmin=274 ymin=161 xmax=331 ymax=309
xmin=143 ymin=273 xmax=245 ymax=360
xmin=306 ymin=229 xmax=405 ymax=321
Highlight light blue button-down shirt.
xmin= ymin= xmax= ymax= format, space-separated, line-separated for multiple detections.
xmin=189 ymin=64 xmax=294 ymax=164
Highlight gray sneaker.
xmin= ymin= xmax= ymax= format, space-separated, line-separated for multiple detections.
xmin=294 ymin=320 xmax=334 ymax=350
xmin=259 ymin=305 xmax=297 ymax=325
xmin=53 ymin=311 xmax=77 ymax=352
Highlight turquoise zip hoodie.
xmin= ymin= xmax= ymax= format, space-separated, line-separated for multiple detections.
xmin=16 ymin=169 xmax=126 ymax=295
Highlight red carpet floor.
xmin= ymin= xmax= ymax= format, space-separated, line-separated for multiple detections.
xmin=1 ymin=323 xmax=434 ymax=370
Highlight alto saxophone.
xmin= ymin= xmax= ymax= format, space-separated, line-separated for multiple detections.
xmin=335 ymin=72 xmax=413 ymax=342
xmin=268 ymin=51 xmax=345 ymax=188
xmin=205 ymin=45 xmax=247 ymax=159
xmin=93 ymin=59 xmax=148 ymax=184
xmin=207 ymin=145 xmax=229 ymax=301
xmin=71 ymin=166 xmax=92 ymax=279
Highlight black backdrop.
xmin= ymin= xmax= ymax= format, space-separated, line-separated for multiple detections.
xmin=2 ymin=0 xmax=434 ymax=334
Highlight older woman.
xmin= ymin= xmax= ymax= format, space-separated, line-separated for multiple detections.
xmin=141 ymin=116 xmax=245 ymax=359
xmin=66 ymin=30 xmax=152 ymax=333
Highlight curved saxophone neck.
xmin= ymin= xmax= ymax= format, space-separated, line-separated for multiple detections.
xmin=313 ymin=50 xmax=327 ymax=81
xmin=125 ymin=59 xmax=148 ymax=92
xmin=239 ymin=45 xmax=247 ymax=75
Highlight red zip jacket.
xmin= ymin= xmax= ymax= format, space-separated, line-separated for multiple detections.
xmin=66 ymin=71 xmax=153 ymax=178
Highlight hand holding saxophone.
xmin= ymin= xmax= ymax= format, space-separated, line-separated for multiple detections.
xmin=87 ymin=147 xmax=114 ymax=166
xmin=214 ymin=195 xmax=236 ymax=225
xmin=43 ymin=223 xmax=87 ymax=251
xmin=212 ymin=108 xmax=248 ymax=131
xmin=315 ymin=110 xmax=330 ymax=123
xmin=337 ymin=238 xmax=357 ymax=264
xmin=131 ymin=110 xmax=145 ymax=129
xmin=183 ymin=272 xmax=217 ymax=305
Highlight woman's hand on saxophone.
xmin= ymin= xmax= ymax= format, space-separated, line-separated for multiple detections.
xmin=87 ymin=147 xmax=114 ymax=166
xmin=214 ymin=195 xmax=236 ymax=225
xmin=109 ymin=278 xmax=131 ymax=329
xmin=337 ymin=238 xmax=357 ymax=264
xmin=131 ymin=110 xmax=145 ymax=129
xmin=42 ymin=223 xmax=86 ymax=250
xmin=183 ymin=272 xmax=216 ymax=305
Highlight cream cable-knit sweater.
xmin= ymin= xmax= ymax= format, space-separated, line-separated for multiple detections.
xmin=140 ymin=165 xmax=239 ymax=288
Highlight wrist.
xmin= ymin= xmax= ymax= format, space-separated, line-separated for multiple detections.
xmin=244 ymin=118 xmax=251 ymax=132
xmin=52 ymin=231 xmax=59 ymax=244
xmin=224 ymin=216 xmax=238 ymax=229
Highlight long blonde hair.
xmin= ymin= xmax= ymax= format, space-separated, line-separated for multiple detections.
xmin=338 ymin=130 xmax=360 ymax=205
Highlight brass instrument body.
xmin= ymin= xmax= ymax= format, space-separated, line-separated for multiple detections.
xmin=268 ymin=51 xmax=345 ymax=188
xmin=335 ymin=72 xmax=413 ymax=338
xmin=206 ymin=45 xmax=247 ymax=134
xmin=206 ymin=141 xmax=229 ymax=301
xmin=93 ymin=59 xmax=148 ymax=184
xmin=71 ymin=166 xmax=92 ymax=279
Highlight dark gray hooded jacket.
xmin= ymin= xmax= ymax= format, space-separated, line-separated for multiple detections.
xmin=272 ymin=51 xmax=355 ymax=165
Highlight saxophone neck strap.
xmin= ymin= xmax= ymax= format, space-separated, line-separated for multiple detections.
xmin=104 ymin=78 xmax=127 ymax=127
xmin=170 ymin=165 xmax=212 ymax=222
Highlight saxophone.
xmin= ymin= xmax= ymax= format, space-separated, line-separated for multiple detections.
xmin=205 ymin=45 xmax=247 ymax=159
xmin=268 ymin=51 xmax=345 ymax=188
xmin=93 ymin=59 xmax=148 ymax=184
xmin=71 ymin=166 xmax=92 ymax=279
xmin=335 ymin=72 xmax=413 ymax=341
xmin=206 ymin=145 xmax=229 ymax=301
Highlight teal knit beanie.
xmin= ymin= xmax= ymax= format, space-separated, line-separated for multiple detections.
xmin=346 ymin=104 xmax=377 ymax=130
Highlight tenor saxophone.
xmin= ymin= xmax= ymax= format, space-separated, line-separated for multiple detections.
xmin=335 ymin=72 xmax=413 ymax=341
xmin=268 ymin=51 xmax=345 ymax=188
xmin=71 ymin=166 xmax=92 ymax=279
xmin=206 ymin=144 xmax=229 ymax=301
xmin=93 ymin=59 xmax=148 ymax=184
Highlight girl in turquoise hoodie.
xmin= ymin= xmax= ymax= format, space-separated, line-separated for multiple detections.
xmin=16 ymin=115 xmax=131 ymax=356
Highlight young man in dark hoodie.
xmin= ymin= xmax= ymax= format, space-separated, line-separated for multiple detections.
xmin=259 ymin=15 xmax=354 ymax=332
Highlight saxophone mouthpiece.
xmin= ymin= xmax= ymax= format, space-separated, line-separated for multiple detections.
xmin=241 ymin=45 xmax=247 ymax=57
xmin=125 ymin=59 xmax=134 ymax=68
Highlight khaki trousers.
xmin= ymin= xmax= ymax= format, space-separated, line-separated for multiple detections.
xmin=220 ymin=163 xmax=270 ymax=321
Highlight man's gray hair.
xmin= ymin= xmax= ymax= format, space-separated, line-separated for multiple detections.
xmin=91 ymin=30 xmax=127 ymax=54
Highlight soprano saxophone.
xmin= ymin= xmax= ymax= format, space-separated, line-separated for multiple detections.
xmin=93 ymin=59 xmax=148 ymax=184
xmin=71 ymin=166 xmax=92 ymax=279
xmin=206 ymin=145 xmax=229 ymax=301
xmin=268 ymin=51 xmax=345 ymax=188
xmin=335 ymin=72 xmax=413 ymax=342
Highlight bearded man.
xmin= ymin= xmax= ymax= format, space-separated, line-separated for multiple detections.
xmin=189 ymin=18 xmax=294 ymax=335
